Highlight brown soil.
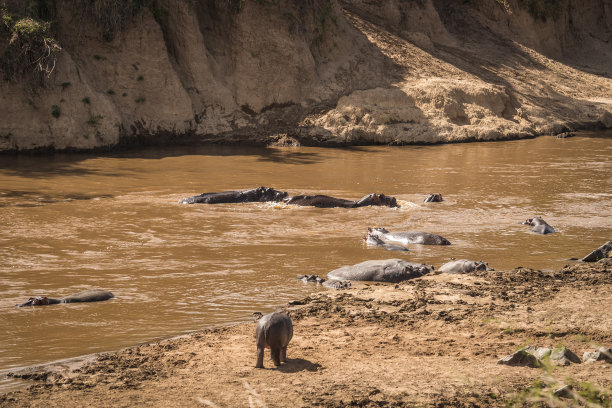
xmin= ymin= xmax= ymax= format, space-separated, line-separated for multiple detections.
xmin=2 ymin=0 xmax=611 ymax=151
xmin=2 ymin=260 xmax=611 ymax=407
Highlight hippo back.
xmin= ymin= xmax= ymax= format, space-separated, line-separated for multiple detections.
xmin=438 ymin=260 xmax=490 ymax=274
xmin=61 ymin=289 xmax=114 ymax=303
xmin=328 ymin=259 xmax=433 ymax=283
xmin=256 ymin=312 xmax=293 ymax=348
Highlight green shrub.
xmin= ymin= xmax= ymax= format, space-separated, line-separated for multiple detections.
xmin=51 ymin=104 xmax=60 ymax=118
xmin=86 ymin=113 xmax=103 ymax=126
xmin=0 ymin=6 xmax=61 ymax=82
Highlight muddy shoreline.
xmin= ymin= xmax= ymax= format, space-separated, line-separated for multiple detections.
xmin=1 ymin=121 xmax=609 ymax=156
xmin=2 ymin=259 xmax=611 ymax=407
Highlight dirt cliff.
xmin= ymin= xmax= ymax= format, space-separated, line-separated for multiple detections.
xmin=1 ymin=0 xmax=611 ymax=152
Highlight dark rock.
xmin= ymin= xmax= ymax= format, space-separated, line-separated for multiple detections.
xmin=583 ymin=347 xmax=612 ymax=363
xmin=554 ymin=385 xmax=574 ymax=398
xmin=581 ymin=241 xmax=612 ymax=262
xmin=549 ymin=346 xmax=581 ymax=366
xmin=497 ymin=348 xmax=542 ymax=368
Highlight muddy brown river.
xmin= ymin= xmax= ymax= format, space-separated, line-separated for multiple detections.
xmin=1 ymin=132 xmax=611 ymax=386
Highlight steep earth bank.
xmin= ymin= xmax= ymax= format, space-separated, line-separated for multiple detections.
xmin=1 ymin=0 xmax=611 ymax=152
xmin=2 ymin=260 xmax=611 ymax=407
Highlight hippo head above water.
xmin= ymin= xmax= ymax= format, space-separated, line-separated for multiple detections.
xmin=254 ymin=186 xmax=288 ymax=202
xmin=367 ymin=227 xmax=390 ymax=236
xmin=17 ymin=296 xmax=51 ymax=307
xmin=361 ymin=194 xmax=398 ymax=208
xmin=521 ymin=217 xmax=555 ymax=234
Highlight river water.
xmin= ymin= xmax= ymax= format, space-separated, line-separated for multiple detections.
xmin=0 ymin=131 xmax=610 ymax=381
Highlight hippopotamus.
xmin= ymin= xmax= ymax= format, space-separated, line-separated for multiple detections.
xmin=522 ymin=217 xmax=555 ymax=234
xmin=367 ymin=227 xmax=451 ymax=245
xmin=255 ymin=312 xmax=293 ymax=368
xmin=424 ymin=193 xmax=444 ymax=203
xmin=284 ymin=193 xmax=398 ymax=208
xmin=364 ymin=234 xmax=409 ymax=252
xmin=16 ymin=289 xmax=114 ymax=307
xmin=297 ymin=274 xmax=326 ymax=284
xmin=581 ymin=241 xmax=612 ymax=262
xmin=179 ymin=186 xmax=288 ymax=204
xmin=438 ymin=260 xmax=492 ymax=274
xmin=322 ymin=279 xmax=352 ymax=289
xmin=328 ymin=259 xmax=434 ymax=283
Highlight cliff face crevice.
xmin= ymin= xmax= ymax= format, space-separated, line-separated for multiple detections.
xmin=1 ymin=0 xmax=610 ymax=152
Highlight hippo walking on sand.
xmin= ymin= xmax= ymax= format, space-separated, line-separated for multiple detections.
xmin=522 ymin=217 xmax=555 ymax=234
xmin=179 ymin=186 xmax=288 ymax=204
xmin=255 ymin=312 xmax=293 ymax=368
xmin=17 ymin=289 xmax=114 ymax=307
xmin=367 ymin=227 xmax=451 ymax=246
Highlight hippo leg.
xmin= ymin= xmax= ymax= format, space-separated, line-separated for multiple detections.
xmin=280 ymin=346 xmax=288 ymax=363
xmin=256 ymin=347 xmax=265 ymax=369
xmin=271 ymin=347 xmax=282 ymax=366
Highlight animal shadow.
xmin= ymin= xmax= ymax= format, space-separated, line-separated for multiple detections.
xmin=277 ymin=358 xmax=321 ymax=373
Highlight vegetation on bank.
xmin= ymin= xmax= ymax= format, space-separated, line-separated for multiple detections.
xmin=0 ymin=2 xmax=61 ymax=83
xmin=0 ymin=0 xmax=565 ymax=83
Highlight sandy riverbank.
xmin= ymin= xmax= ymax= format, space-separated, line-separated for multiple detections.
xmin=2 ymin=259 xmax=611 ymax=407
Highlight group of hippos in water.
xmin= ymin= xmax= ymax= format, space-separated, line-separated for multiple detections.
xmin=16 ymin=186 xmax=611 ymax=369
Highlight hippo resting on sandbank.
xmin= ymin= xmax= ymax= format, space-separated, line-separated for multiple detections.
xmin=328 ymin=259 xmax=434 ymax=283
xmin=367 ymin=227 xmax=451 ymax=246
xmin=424 ymin=193 xmax=444 ymax=203
xmin=255 ymin=312 xmax=293 ymax=368
xmin=179 ymin=186 xmax=288 ymax=204
xmin=438 ymin=260 xmax=492 ymax=274
xmin=581 ymin=241 xmax=612 ymax=262
xmin=284 ymin=193 xmax=398 ymax=208
xmin=322 ymin=279 xmax=352 ymax=289
xmin=17 ymin=289 xmax=114 ymax=307
xmin=522 ymin=217 xmax=555 ymax=234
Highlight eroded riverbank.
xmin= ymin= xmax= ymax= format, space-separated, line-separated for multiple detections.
xmin=2 ymin=259 xmax=611 ymax=407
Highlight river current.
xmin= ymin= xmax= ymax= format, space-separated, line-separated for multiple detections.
xmin=0 ymin=131 xmax=610 ymax=383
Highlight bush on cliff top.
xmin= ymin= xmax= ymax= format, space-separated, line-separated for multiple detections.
xmin=0 ymin=3 xmax=61 ymax=82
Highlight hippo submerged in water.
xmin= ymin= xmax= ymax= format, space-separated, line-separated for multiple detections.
xmin=17 ymin=289 xmax=114 ymax=307
xmin=284 ymin=193 xmax=398 ymax=208
xmin=364 ymin=234 xmax=409 ymax=252
xmin=424 ymin=194 xmax=444 ymax=203
xmin=522 ymin=217 xmax=555 ymax=234
xmin=179 ymin=186 xmax=288 ymax=204
xmin=367 ymin=227 xmax=451 ymax=246
xmin=180 ymin=187 xmax=399 ymax=208
xmin=255 ymin=312 xmax=293 ymax=368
